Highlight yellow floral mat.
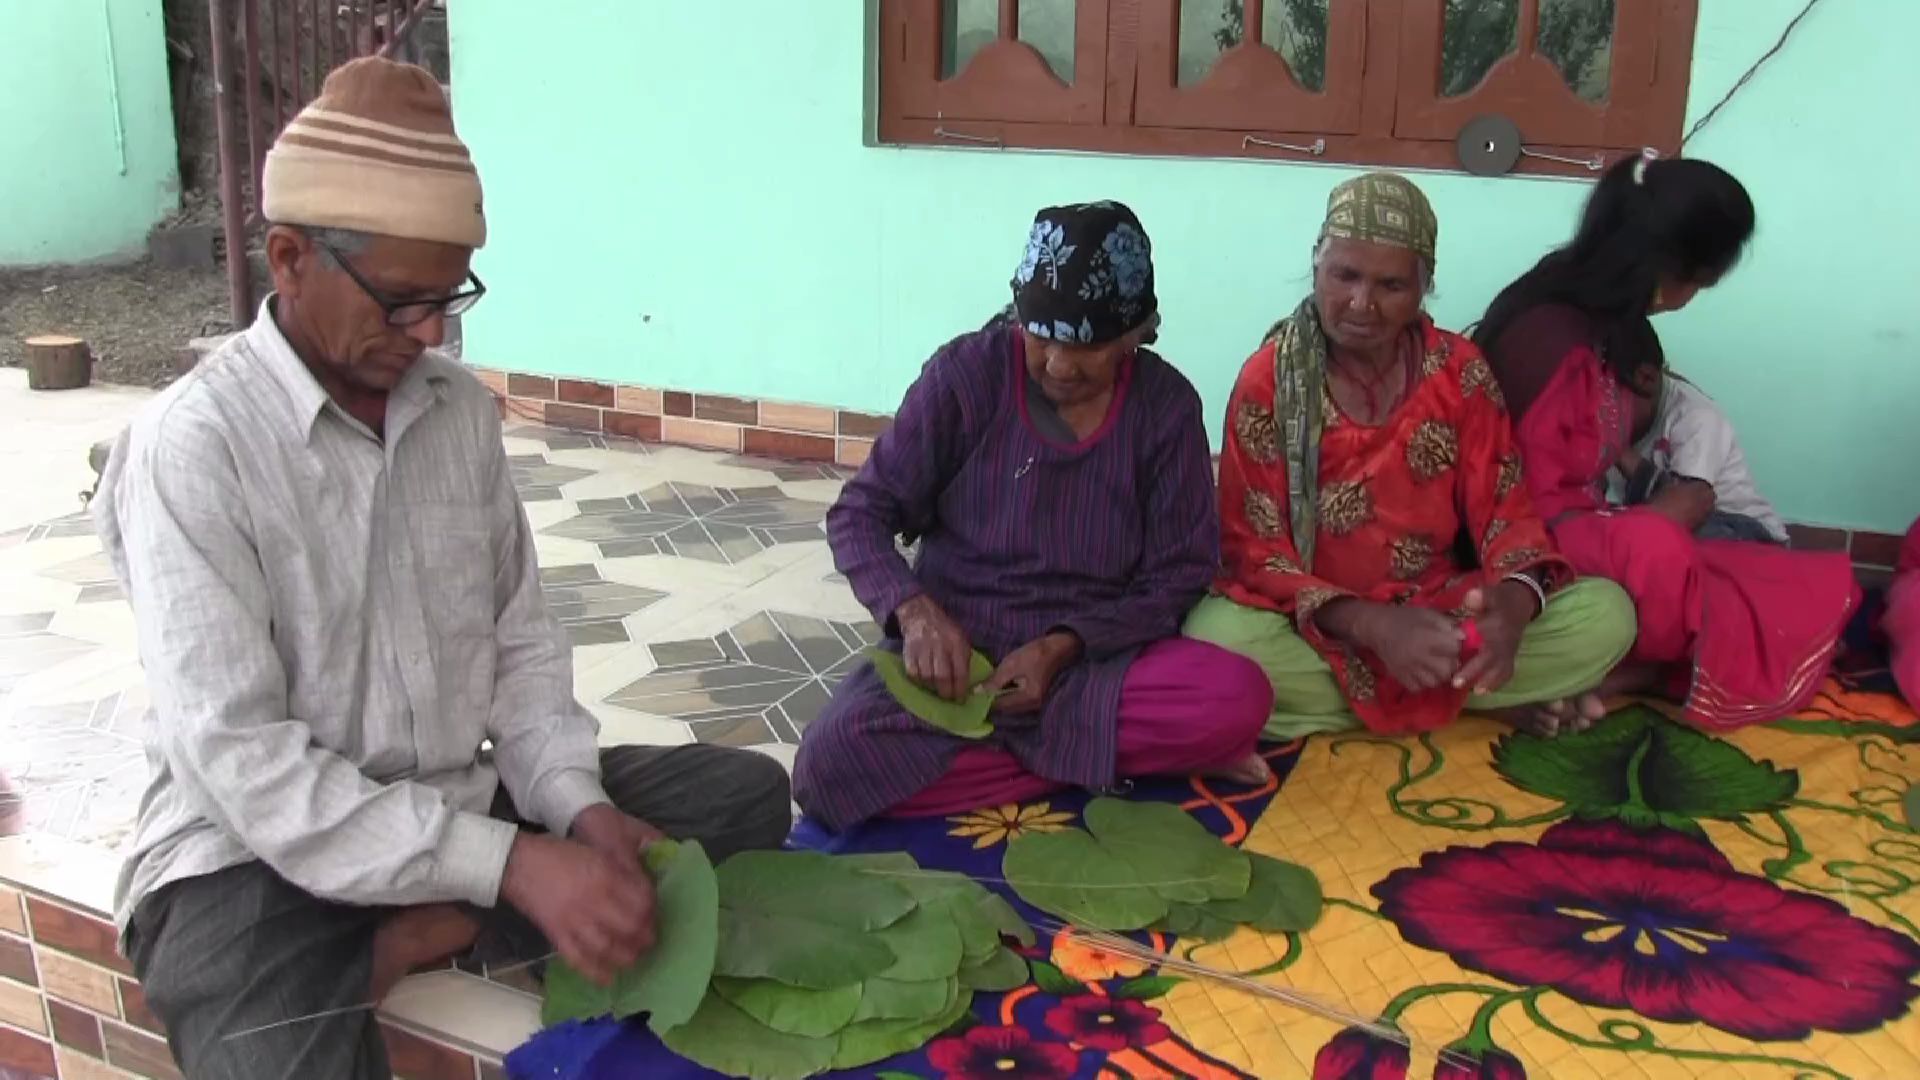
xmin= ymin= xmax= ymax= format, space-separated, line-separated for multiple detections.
xmin=1157 ymin=694 xmax=1920 ymax=1079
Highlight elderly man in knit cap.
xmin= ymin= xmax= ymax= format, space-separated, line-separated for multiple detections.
xmin=90 ymin=57 xmax=790 ymax=1078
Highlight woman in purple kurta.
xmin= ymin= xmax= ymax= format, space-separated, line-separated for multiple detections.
xmin=794 ymin=202 xmax=1273 ymax=831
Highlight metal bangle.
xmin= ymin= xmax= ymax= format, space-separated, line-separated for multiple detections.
xmin=1502 ymin=573 xmax=1549 ymax=618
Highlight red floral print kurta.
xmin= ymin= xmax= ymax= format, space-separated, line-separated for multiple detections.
xmin=1213 ymin=317 xmax=1572 ymax=734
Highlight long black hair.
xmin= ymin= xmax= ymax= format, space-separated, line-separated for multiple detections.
xmin=1473 ymin=154 xmax=1755 ymax=385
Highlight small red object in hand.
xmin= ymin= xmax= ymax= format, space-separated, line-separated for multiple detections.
xmin=1459 ymin=619 xmax=1484 ymax=661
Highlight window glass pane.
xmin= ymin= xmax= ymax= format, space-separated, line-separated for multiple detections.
xmin=1439 ymin=0 xmax=1517 ymax=98
xmin=1538 ymin=0 xmax=1614 ymax=102
xmin=942 ymin=0 xmax=998 ymax=79
xmin=1019 ymin=0 xmax=1077 ymax=82
xmin=942 ymin=0 xmax=1076 ymax=82
xmin=1177 ymin=0 xmax=1328 ymax=90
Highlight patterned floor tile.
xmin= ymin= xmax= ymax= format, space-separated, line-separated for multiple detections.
xmin=0 ymin=621 xmax=96 ymax=693
xmin=718 ymin=455 xmax=850 ymax=484
xmin=539 ymin=564 xmax=667 ymax=647
xmin=541 ymin=482 xmax=828 ymax=564
xmin=509 ymin=454 xmax=594 ymax=503
xmin=0 ymin=692 xmax=145 ymax=849
xmin=504 ymin=426 xmax=649 ymax=456
xmin=21 ymin=513 xmax=94 ymax=543
xmin=602 ymin=611 xmax=879 ymax=744
xmin=37 ymin=552 xmax=121 ymax=604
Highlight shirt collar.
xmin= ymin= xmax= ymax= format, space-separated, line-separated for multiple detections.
xmin=249 ymin=295 xmax=452 ymax=441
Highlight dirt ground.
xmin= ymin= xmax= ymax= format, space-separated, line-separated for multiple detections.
xmin=0 ymin=262 xmax=233 ymax=390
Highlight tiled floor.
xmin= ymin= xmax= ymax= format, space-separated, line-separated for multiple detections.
xmin=0 ymin=409 xmax=877 ymax=864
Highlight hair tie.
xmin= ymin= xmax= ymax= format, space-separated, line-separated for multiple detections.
xmin=1631 ymin=147 xmax=1660 ymax=186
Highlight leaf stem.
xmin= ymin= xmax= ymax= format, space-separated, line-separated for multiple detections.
xmin=1518 ymin=990 xmax=1845 ymax=1078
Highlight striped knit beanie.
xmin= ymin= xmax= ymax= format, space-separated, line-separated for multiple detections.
xmin=262 ymin=56 xmax=485 ymax=249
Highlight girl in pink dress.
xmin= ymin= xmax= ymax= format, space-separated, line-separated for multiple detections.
xmin=1477 ymin=153 xmax=1859 ymax=730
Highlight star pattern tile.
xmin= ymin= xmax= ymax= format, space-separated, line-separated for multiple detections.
xmin=23 ymin=512 xmax=95 ymax=542
xmin=38 ymin=550 xmax=122 ymax=603
xmin=718 ymin=455 xmax=850 ymax=483
xmin=539 ymin=564 xmax=667 ymax=647
xmin=603 ymin=611 xmax=879 ymax=745
xmin=0 ymin=691 xmax=147 ymax=849
xmin=542 ymin=482 xmax=828 ymax=564
xmin=505 ymin=425 xmax=649 ymax=455
xmin=0 ymin=614 xmax=95 ymax=692
xmin=509 ymin=453 xmax=594 ymax=502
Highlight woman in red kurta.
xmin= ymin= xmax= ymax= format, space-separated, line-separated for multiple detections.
xmin=1187 ymin=173 xmax=1635 ymax=739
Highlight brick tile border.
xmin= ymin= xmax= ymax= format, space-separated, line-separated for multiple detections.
xmin=475 ymin=363 xmax=1907 ymax=581
xmin=0 ymin=871 xmax=517 ymax=1080
xmin=481 ymin=365 xmax=889 ymax=470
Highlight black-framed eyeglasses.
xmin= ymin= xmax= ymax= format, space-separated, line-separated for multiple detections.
xmin=319 ymin=241 xmax=486 ymax=327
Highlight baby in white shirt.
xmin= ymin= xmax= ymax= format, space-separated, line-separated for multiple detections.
xmin=1607 ymin=369 xmax=1789 ymax=544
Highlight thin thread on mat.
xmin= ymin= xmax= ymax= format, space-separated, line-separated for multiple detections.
xmin=220 ymin=951 xmax=556 ymax=1042
xmin=855 ymin=867 xmax=1245 ymax=891
xmin=1027 ymin=912 xmax=1479 ymax=1072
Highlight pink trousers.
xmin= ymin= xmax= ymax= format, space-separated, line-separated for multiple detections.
xmin=1884 ymin=519 xmax=1920 ymax=705
xmin=888 ymin=637 xmax=1273 ymax=818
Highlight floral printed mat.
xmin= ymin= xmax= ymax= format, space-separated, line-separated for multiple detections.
xmin=505 ymin=682 xmax=1920 ymax=1079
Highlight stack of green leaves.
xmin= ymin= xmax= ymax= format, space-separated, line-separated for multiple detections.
xmin=1004 ymin=798 xmax=1323 ymax=941
xmin=541 ymin=843 xmax=1035 ymax=1080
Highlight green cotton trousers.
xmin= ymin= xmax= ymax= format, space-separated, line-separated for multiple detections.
xmin=1182 ymin=578 xmax=1637 ymax=741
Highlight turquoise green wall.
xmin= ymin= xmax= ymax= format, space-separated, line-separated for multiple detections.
xmin=0 ymin=0 xmax=179 ymax=265
xmin=451 ymin=0 xmax=1916 ymax=533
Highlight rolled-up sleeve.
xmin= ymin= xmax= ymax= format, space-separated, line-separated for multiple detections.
xmin=114 ymin=412 xmax=517 ymax=908
xmin=480 ymin=413 xmax=611 ymax=838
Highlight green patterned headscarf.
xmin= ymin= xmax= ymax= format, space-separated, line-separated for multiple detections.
xmin=1261 ymin=173 xmax=1437 ymax=569
xmin=1319 ymin=171 xmax=1439 ymax=272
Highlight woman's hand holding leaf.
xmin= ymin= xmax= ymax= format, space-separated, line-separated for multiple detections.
xmin=897 ymin=595 xmax=974 ymax=702
xmin=983 ymin=631 xmax=1083 ymax=715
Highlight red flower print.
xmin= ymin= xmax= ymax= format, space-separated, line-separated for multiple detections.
xmin=1373 ymin=820 xmax=1920 ymax=1041
xmin=927 ymin=1025 xmax=1078 ymax=1080
xmin=1041 ymin=994 xmax=1172 ymax=1051
xmin=1311 ymin=1026 xmax=1410 ymax=1080
xmin=1432 ymin=1046 xmax=1526 ymax=1080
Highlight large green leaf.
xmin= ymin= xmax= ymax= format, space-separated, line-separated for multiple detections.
xmin=851 ymin=976 xmax=958 ymax=1024
xmin=711 ymin=978 xmax=864 ymax=1040
xmin=872 ymin=904 xmax=965 ymax=982
xmin=1153 ymin=901 xmax=1237 ymax=942
xmin=974 ymin=891 xmax=1036 ymax=949
xmin=1200 ymin=852 xmax=1322 ymax=932
xmin=714 ymin=852 xmax=917 ymax=988
xmin=659 ymin=991 xmax=837 ymax=1080
xmin=1494 ymin=706 xmax=1798 ymax=820
xmin=539 ymin=839 xmax=720 ymax=1032
xmin=1003 ymin=829 xmax=1170 ymax=930
xmin=867 ymin=648 xmax=998 ymax=738
xmin=957 ymin=946 xmax=1029 ymax=992
xmin=1084 ymin=798 xmax=1251 ymax=903
xmin=831 ymin=987 xmax=975 ymax=1071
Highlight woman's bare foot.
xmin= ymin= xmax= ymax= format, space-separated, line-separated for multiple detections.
xmin=1204 ymin=753 xmax=1273 ymax=786
xmin=370 ymin=904 xmax=482 ymax=1003
xmin=1493 ymin=692 xmax=1607 ymax=738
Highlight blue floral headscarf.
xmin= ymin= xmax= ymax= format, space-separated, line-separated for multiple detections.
xmin=1010 ymin=201 xmax=1157 ymax=346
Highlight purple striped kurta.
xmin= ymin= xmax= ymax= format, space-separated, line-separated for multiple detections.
xmin=793 ymin=326 xmax=1221 ymax=830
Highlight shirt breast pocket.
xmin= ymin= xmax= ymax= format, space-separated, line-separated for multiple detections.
xmin=409 ymin=502 xmax=496 ymax=639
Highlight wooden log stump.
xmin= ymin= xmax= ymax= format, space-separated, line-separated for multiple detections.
xmin=23 ymin=335 xmax=93 ymax=390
